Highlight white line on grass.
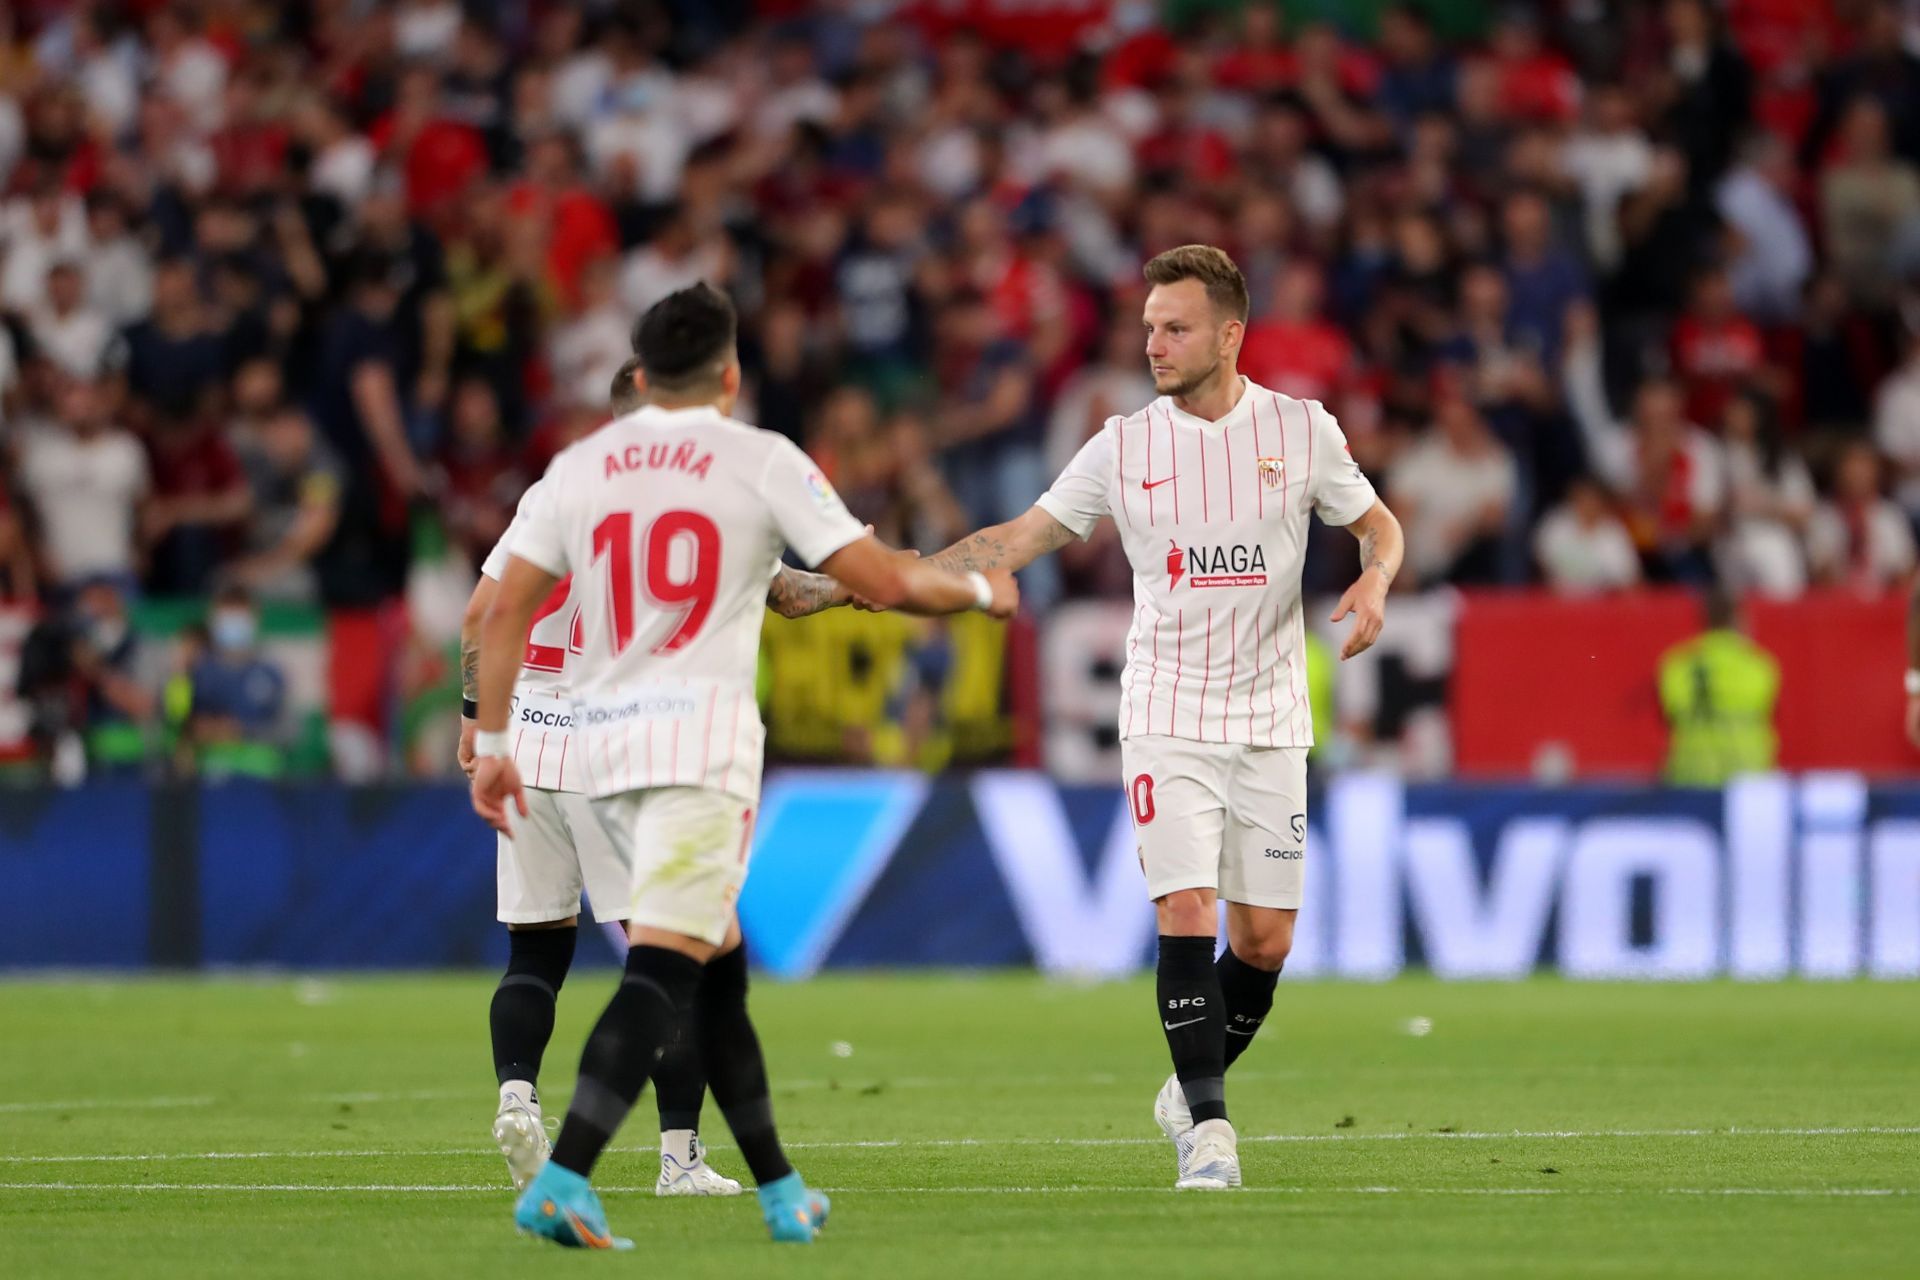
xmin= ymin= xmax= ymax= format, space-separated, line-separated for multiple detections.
xmin=0 ymin=1182 xmax=1907 ymax=1198
xmin=4 ymin=1124 xmax=1915 ymax=1164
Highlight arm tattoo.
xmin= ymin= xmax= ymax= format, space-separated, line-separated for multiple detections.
xmin=922 ymin=529 xmax=1012 ymax=575
xmin=766 ymin=566 xmax=842 ymax=619
xmin=1358 ymin=525 xmax=1394 ymax=587
xmin=923 ymin=515 xmax=1075 ymax=576
xmin=460 ymin=635 xmax=480 ymax=703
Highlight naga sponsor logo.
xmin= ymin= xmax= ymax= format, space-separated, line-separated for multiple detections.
xmin=582 ymin=696 xmax=698 ymax=725
xmin=1167 ymin=540 xmax=1268 ymax=589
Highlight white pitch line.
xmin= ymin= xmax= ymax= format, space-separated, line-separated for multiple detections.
xmin=0 ymin=1182 xmax=1907 ymax=1199
xmin=4 ymin=1124 xmax=1915 ymax=1165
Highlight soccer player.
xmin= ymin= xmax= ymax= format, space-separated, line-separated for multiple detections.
xmin=469 ymin=284 xmax=1017 ymax=1247
xmin=905 ymin=245 xmax=1404 ymax=1188
xmin=460 ymin=354 xmax=848 ymax=1198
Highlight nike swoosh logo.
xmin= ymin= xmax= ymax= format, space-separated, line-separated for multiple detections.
xmin=564 ymin=1209 xmax=615 ymax=1249
xmin=1163 ymin=1016 xmax=1206 ymax=1030
xmin=1141 ymin=476 xmax=1176 ymax=490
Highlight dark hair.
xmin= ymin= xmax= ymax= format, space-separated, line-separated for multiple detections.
xmin=1142 ymin=244 xmax=1250 ymax=322
xmin=630 ymin=283 xmax=737 ymax=392
xmin=609 ymin=355 xmax=644 ymax=413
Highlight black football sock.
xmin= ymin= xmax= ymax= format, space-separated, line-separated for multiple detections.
xmin=548 ymin=945 xmax=702 ymax=1177
xmin=1218 ymin=946 xmax=1280 ymax=1071
xmin=652 ymin=1017 xmax=707 ymax=1135
xmin=695 ymin=942 xmax=794 ymax=1185
xmin=1157 ymin=934 xmax=1228 ymax=1124
xmin=490 ymin=925 xmax=578 ymax=1091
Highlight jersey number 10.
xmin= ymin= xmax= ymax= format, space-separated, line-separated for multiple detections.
xmin=593 ymin=510 xmax=722 ymax=655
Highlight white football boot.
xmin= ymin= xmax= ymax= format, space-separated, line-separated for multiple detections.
xmin=1174 ymin=1117 xmax=1241 ymax=1190
xmin=492 ymin=1090 xmax=550 ymax=1192
xmin=656 ymin=1130 xmax=744 ymax=1197
xmin=1152 ymin=1073 xmax=1195 ymax=1177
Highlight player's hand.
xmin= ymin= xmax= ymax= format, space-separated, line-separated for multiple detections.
xmin=1906 ymin=694 xmax=1920 ymax=749
xmin=457 ymin=717 xmax=478 ymax=778
xmin=852 ymin=548 xmax=921 ymax=612
xmin=983 ymin=568 xmax=1019 ymax=619
xmin=470 ymin=755 xmax=528 ymax=834
xmin=1331 ymin=574 xmax=1387 ymax=660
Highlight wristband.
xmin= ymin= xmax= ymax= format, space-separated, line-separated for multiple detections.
xmin=461 ymin=697 xmax=478 ymax=719
xmin=474 ymin=729 xmax=512 ymax=759
xmin=965 ymin=571 xmax=994 ymax=612
xmin=1906 ymin=670 xmax=1920 ymax=697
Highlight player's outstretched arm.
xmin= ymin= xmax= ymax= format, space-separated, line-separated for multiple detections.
xmin=766 ymin=565 xmax=851 ymax=618
xmin=470 ymin=554 xmax=559 ymax=832
xmin=1331 ymin=498 xmax=1404 ymax=661
xmin=820 ymin=534 xmax=1019 ymax=618
xmin=920 ymin=505 xmax=1079 ymax=577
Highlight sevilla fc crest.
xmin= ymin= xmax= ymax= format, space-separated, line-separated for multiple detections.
xmin=1257 ymin=457 xmax=1285 ymax=490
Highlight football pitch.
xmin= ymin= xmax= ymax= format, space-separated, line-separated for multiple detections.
xmin=2 ymin=974 xmax=1915 ymax=1279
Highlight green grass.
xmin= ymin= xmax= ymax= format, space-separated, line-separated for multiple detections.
xmin=1 ymin=974 xmax=1916 ymax=1278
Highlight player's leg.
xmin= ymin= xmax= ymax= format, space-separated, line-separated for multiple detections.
xmin=490 ymin=788 xmax=585 ymax=1190
xmin=1220 ymin=905 xmax=1292 ymax=1068
xmin=1218 ymin=744 xmax=1309 ymax=1069
xmin=1126 ymin=735 xmax=1239 ymax=1189
xmin=519 ymin=788 xmax=824 ymax=1247
xmin=564 ymin=791 xmax=740 ymax=1197
xmin=640 ymin=800 xmax=826 ymax=1241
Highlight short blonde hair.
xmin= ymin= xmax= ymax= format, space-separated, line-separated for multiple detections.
xmin=1143 ymin=245 xmax=1249 ymax=322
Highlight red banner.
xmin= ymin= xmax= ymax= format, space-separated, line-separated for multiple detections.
xmin=1451 ymin=590 xmax=1912 ymax=779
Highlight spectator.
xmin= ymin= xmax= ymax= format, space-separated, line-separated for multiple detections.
xmin=1820 ymin=97 xmax=1920 ymax=312
xmin=121 ymin=257 xmax=229 ymax=423
xmin=1651 ymin=0 xmax=1751 ymax=185
xmin=619 ymin=202 xmax=731 ymax=318
xmin=1534 ymin=474 xmax=1641 ymax=595
xmin=1718 ymin=392 xmax=1815 ymax=597
xmin=17 ymin=578 xmax=153 ymax=782
xmin=81 ymin=194 xmax=154 ymax=329
xmin=1561 ymin=83 xmax=1653 ymax=275
xmin=26 ymin=260 xmax=121 ymax=381
xmin=17 ymin=377 xmax=148 ymax=596
xmin=229 ymin=404 xmax=343 ymax=605
xmin=0 ymin=180 xmax=87 ymax=314
xmin=1046 ymin=309 xmax=1155 ymax=480
xmin=144 ymin=406 xmax=251 ymax=596
xmin=546 ymin=255 xmax=630 ymax=410
xmin=1669 ymin=266 xmax=1766 ymax=430
xmin=1566 ymin=310 xmax=1725 ymax=584
xmin=1716 ymin=133 xmax=1813 ymax=325
xmin=1241 ymin=260 xmax=1355 ymax=407
xmin=1808 ymin=441 xmax=1917 ymax=592
xmin=1498 ymin=189 xmax=1588 ymax=363
xmin=434 ymin=375 xmax=522 ymax=571
xmin=183 ymin=585 xmax=288 ymax=778
xmin=1387 ymin=390 xmax=1518 ymax=587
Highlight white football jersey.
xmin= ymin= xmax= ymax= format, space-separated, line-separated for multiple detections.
xmin=508 ymin=404 xmax=865 ymax=802
xmin=482 ymin=478 xmax=585 ymax=793
xmin=1036 ymin=378 xmax=1376 ymax=748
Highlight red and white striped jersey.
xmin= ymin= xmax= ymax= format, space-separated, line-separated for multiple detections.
xmin=482 ymin=479 xmax=585 ymax=793
xmin=1035 ymin=378 xmax=1376 ymax=749
xmin=507 ymin=404 xmax=866 ymax=803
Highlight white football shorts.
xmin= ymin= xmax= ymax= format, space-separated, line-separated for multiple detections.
xmin=589 ymin=786 xmax=756 ymax=946
xmin=497 ymin=786 xmax=635 ymax=924
xmin=1119 ymin=735 xmax=1308 ymax=909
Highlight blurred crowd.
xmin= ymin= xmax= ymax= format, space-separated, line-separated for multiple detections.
xmin=3 ymin=0 xmax=1920 ymax=777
